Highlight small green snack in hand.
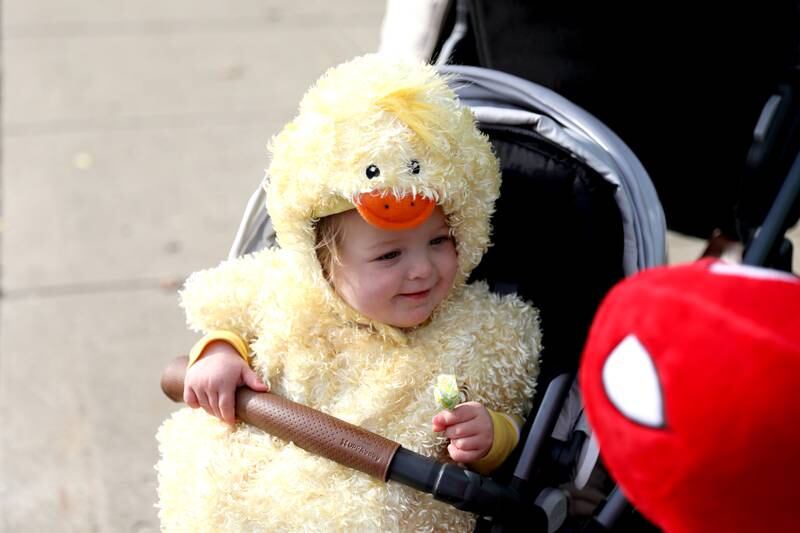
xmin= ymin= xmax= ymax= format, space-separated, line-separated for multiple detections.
xmin=434 ymin=374 xmax=460 ymax=410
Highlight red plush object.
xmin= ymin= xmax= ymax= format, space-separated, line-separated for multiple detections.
xmin=579 ymin=259 xmax=800 ymax=533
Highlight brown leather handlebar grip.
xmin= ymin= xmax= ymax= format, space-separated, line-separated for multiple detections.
xmin=161 ymin=356 xmax=401 ymax=481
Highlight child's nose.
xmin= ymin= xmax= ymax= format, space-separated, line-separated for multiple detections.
xmin=408 ymin=253 xmax=434 ymax=279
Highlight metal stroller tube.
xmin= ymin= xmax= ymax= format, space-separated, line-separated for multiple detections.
xmin=161 ymin=356 xmax=541 ymax=521
xmin=743 ymin=151 xmax=800 ymax=267
xmin=512 ymin=373 xmax=573 ymax=483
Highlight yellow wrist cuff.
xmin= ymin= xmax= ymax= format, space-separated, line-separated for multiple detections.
xmin=187 ymin=330 xmax=250 ymax=367
xmin=468 ymin=409 xmax=521 ymax=475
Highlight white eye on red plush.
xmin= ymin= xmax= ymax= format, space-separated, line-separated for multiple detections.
xmin=709 ymin=261 xmax=799 ymax=283
xmin=602 ymin=334 xmax=665 ymax=428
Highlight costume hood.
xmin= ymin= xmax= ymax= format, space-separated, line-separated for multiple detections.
xmin=264 ymin=54 xmax=501 ymax=330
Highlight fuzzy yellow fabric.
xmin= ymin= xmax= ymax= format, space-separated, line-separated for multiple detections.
xmin=156 ymin=54 xmax=541 ymax=532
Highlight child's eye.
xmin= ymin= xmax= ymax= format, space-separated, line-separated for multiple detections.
xmin=430 ymin=236 xmax=452 ymax=246
xmin=375 ymin=250 xmax=400 ymax=261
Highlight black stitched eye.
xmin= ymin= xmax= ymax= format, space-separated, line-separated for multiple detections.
xmin=366 ymin=164 xmax=380 ymax=179
xmin=409 ymin=160 xmax=421 ymax=175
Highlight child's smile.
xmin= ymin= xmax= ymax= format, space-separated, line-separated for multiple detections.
xmin=399 ymin=289 xmax=431 ymax=299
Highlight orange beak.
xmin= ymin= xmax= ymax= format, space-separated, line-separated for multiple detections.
xmin=355 ymin=191 xmax=436 ymax=231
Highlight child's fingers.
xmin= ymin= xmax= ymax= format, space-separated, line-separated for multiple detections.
xmin=194 ymin=388 xmax=211 ymax=415
xmin=444 ymin=421 xmax=479 ymax=440
xmin=444 ymin=403 xmax=482 ymax=425
xmin=433 ymin=404 xmax=482 ymax=433
xmin=242 ymin=368 xmax=269 ymax=392
xmin=206 ymin=389 xmax=221 ymax=420
xmin=450 ymin=434 xmax=492 ymax=457
xmin=447 ymin=443 xmax=486 ymax=464
xmin=432 ymin=412 xmax=448 ymax=432
xmin=184 ymin=386 xmax=200 ymax=408
xmin=448 ymin=434 xmax=485 ymax=451
xmin=218 ymin=391 xmax=235 ymax=425
xmin=434 ymin=408 xmax=467 ymax=428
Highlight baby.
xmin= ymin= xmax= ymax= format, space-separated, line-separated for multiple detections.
xmin=156 ymin=54 xmax=541 ymax=532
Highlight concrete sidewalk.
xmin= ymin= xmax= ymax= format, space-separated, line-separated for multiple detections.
xmin=1 ymin=2 xmax=384 ymax=531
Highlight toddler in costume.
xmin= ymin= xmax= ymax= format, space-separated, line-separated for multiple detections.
xmin=156 ymin=54 xmax=541 ymax=531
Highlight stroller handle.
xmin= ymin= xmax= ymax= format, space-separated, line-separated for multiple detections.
xmin=161 ymin=356 xmax=533 ymax=520
xmin=161 ymin=356 xmax=400 ymax=481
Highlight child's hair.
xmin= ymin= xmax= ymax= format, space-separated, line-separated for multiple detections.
xmin=314 ymin=214 xmax=344 ymax=282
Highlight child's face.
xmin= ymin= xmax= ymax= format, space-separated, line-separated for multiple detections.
xmin=331 ymin=206 xmax=458 ymax=328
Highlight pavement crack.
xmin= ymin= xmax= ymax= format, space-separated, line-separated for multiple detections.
xmin=2 ymin=277 xmax=185 ymax=299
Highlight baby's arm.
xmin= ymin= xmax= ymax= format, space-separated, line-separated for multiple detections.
xmin=179 ymin=250 xmax=286 ymax=424
xmin=184 ymin=334 xmax=268 ymax=425
xmin=432 ymin=283 xmax=540 ymax=473
xmin=432 ymin=403 xmax=521 ymax=473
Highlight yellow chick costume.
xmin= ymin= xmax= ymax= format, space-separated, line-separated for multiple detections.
xmin=156 ymin=54 xmax=541 ymax=532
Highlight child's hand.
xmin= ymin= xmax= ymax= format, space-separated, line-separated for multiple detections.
xmin=183 ymin=340 xmax=268 ymax=425
xmin=432 ymin=401 xmax=493 ymax=463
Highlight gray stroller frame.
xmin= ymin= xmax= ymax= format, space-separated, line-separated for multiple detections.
xmin=225 ymin=67 xmax=667 ymax=532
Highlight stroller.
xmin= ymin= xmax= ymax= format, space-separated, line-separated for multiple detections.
xmin=163 ymin=64 xmax=666 ymax=532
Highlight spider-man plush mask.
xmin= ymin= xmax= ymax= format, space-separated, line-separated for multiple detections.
xmin=580 ymin=259 xmax=800 ymax=533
